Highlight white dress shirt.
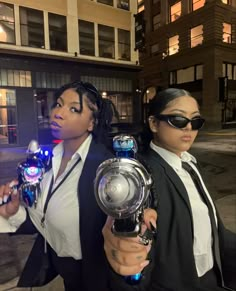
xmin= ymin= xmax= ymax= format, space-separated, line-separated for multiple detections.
xmin=1 ymin=134 xmax=93 ymax=260
xmin=150 ymin=141 xmax=217 ymax=277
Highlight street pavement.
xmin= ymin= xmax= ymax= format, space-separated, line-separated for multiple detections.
xmin=0 ymin=128 xmax=235 ymax=291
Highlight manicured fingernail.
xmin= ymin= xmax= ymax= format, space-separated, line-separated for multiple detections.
xmin=149 ymin=219 xmax=157 ymax=230
xmin=140 ymin=260 xmax=150 ymax=268
xmin=3 ymin=195 xmax=8 ymax=203
xmin=12 ymin=186 xmax=17 ymax=195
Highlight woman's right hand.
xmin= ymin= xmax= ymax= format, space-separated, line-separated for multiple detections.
xmin=102 ymin=209 xmax=157 ymax=276
xmin=0 ymin=180 xmax=20 ymax=219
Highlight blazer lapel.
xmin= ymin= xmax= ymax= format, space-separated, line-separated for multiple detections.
xmin=149 ymin=150 xmax=193 ymax=212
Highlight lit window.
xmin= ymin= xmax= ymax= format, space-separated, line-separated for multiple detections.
xmin=138 ymin=0 xmax=144 ymax=12
xmin=221 ymin=0 xmax=231 ymax=4
xmin=191 ymin=25 xmax=203 ymax=48
xmin=177 ymin=67 xmax=194 ymax=84
xmin=168 ymin=35 xmax=179 ymax=55
xmin=0 ymin=2 xmax=15 ymax=44
xmin=223 ymin=23 xmax=231 ymax=43
xmin=170 ymin=65 xmax=203 ymax=85
xmin=153 ymin=14 xmax=161 ymax=30
xmin=196 ymin=64 xmax=203 ymax=79
xmin=170 ymin=2 xmax=181 ymax=22
xmin=0 ymin=69 xmax=32 ymax=87
xmin=0 ymin=89 xmax=17 ymax=145
xmin=192 ymin=0 xmax=205 ymax=11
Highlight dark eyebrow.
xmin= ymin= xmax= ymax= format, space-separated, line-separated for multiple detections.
xmin=169 ymin=109 xmax=200 ymax=115
xmin=58 ymin=96 xmax=80 ymax=106
xmin=57 ymin=97 xmax=64 ymax=104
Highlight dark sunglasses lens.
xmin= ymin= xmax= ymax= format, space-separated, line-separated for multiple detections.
xmin=191 ymin=118 xmax=205 ymax=130
xmin=169 ymin=116 xmax=188 ymax=128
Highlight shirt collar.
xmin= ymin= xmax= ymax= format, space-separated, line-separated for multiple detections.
xmin=150 ymin=140 xmax=197 ymax=170
xmin=53 ymin=134 xmax=92 ymax=163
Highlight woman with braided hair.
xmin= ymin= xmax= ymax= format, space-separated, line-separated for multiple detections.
xmin=0 ymin=81 xmax=117 ymax=291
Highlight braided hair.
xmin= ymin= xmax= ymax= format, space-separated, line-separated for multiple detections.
xmin=54 ymin=81 xmax=119 ymax=145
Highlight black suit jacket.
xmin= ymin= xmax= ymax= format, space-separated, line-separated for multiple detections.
xmin=16 ymin=139 xmax=113 ymax=291
xmin=109 ymin=149 xmax=236 ymax=291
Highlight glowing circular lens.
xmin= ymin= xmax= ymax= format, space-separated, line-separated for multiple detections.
xmin=23 ymin=166 xmax=43 ymax=183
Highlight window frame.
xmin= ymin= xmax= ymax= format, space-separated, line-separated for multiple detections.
xmin=170 ymin=1 xmax=181 ymax=23
xmin=19 ymin=6 xmax=45 ymax=49
xmin=0 ymin=2 xmax=16 ymax=44
xmin=168 ymin=35 xmax=179 ymax=55
xmin=79 ymin=19 xmax=95 ymax=56
xmin=190 ymin=24 xmax=203 ymax=48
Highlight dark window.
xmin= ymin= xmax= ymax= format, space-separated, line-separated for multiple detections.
xmin=118 ymin=29 xmax=130 ymax=61
xmin=153 ymin=14 xmax=161 ymax=30
xmin=35 ymin=71 xmax=70 ymax=88
xmin=0 ymin=2 xmax=15 ymax=44
xmin=48 ymin=13 xmax=67 ymax=52
xmin=97 ymin=0 xmax=113 ymax=6
xmin=98 ymin=24 xmax=114 ymax=59
xmin=20 ymin=7 xmax=44 ymax=48
xmin=117 ymin=0 xmax=129 ymax=10
xmin=79 ymin=20 xmax=95 ymax=56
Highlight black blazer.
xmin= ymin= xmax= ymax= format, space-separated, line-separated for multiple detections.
xmin=16 ymin=139 xmax=113 ymax=291
xmin=109 ymin=149 xmax=236 ymax=291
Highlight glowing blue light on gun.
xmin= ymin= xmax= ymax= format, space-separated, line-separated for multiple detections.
xmin=130 ymin=273 xmax=141 ymax=281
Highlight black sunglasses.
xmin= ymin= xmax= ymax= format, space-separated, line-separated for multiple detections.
xmin=155 ymin=114 xmax=205 ymax=130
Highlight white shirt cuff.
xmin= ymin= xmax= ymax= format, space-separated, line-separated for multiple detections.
xmin=0 ymin=206 xmax=27 ymax=233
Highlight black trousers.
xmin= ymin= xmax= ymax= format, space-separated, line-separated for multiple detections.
xmin=48 ymin=246 xmax=85 ymax=291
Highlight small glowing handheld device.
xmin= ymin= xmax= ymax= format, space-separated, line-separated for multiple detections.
xmin=10 ymin=140 xmax=52 ymax=207
xmin=94 ymin=135 xmax=153 ymax=283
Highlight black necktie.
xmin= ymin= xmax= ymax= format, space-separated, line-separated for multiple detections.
xmin=182 ymin=161 xmax=224 ymax=284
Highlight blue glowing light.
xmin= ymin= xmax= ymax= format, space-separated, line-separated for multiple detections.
xmin=130 ymin=273 xmax=142 ymax=281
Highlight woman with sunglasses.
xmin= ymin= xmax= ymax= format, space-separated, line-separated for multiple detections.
xmin=0 ymin=81 xmax=118 ymax=291
xmin=102 ymin=88 xmax=236 ymax=291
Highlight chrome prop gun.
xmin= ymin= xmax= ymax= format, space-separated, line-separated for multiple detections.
xmin=94 ymin=135 xmax=153 ymax=284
